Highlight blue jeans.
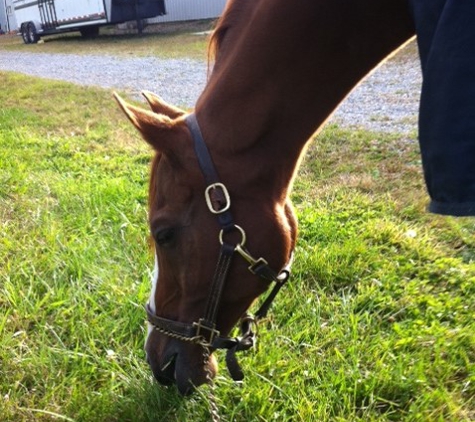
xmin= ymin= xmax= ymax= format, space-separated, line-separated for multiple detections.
xmin=410 ymin=0 xmax=475 ymax=216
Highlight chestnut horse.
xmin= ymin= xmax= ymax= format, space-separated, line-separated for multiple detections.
xmin=115 ymin=0 xmax=415 ymax=395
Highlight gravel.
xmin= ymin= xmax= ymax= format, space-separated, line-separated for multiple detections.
xmin=331 ymin=55 xmax=422 ymax=134
xmin=0 ymin=49 xmax=422 ymax=134
xmin=0 ymin=51 xmax=208 ymax=108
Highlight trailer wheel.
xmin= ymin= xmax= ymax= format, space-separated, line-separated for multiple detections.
xmin=27 ymin=22 xmax=40 ymax=44
xmin=80 ymin=26 xmax=99 ymax=39
xmin=21 ymin=24 xmax=30 ymax=44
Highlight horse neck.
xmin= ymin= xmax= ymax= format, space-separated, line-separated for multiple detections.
xmin=196 ymin=0 xmax=415 ymax=197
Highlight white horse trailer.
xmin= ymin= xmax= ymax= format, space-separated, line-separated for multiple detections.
xmin=13 ymin=0 xmax=166 ymax=44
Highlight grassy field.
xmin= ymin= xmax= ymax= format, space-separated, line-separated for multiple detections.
xmin=0 ymin=20 xmax=213 ymax=59
xmin=1 ymin=68 xmax=474 ymax=422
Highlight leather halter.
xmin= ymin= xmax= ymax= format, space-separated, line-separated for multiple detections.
xmin=146 ymin=113 xmax=292 ymax=381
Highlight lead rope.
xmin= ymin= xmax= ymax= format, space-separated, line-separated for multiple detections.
xmin=202 ymin=345 xmax=220 ymax=422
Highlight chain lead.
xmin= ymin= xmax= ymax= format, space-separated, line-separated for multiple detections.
xmin=202 ymin=346 xmax=220 ymax=422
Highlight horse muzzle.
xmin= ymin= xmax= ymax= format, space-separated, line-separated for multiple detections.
xmin=146 ymin=336 xmax=218 ymax=396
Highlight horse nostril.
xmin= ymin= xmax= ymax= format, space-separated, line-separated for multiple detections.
xmin=160 ymin=354 xmax=176 ymax=372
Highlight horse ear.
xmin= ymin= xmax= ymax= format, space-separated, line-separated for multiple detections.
xmin=141 ymin=90 xmax=186 ymax=119
xmin=114 ymin=93 xmax=181 ymax=151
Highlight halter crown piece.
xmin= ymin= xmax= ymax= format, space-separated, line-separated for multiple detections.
xmin=145 ymin=113 xmax=293 ymax=381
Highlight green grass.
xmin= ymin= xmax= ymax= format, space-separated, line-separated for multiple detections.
xmin=1 ymin=70 xmax=474 ymax=422
xmin=0 ymin=21 xmax=213 ymax=60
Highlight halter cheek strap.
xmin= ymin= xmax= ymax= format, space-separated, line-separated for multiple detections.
xmin=145 ymin=113 xmax=292 ymax=381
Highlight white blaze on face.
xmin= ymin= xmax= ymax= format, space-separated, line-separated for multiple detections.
xmin=146 ymin=253 xmax=159 ymax=339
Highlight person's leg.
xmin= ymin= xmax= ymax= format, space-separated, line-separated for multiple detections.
xmin=410 ymin=0 xmax=475 ymax=216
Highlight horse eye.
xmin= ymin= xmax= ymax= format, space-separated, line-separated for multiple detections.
xmin=154 ymin=228 xmax=175 ymax=246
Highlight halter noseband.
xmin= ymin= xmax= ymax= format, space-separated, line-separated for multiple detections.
xmin=146 ymin=113 xmax=292 ymax=381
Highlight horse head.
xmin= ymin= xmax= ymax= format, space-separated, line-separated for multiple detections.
xmin=115 ymin=91 xmax=297 ymax=395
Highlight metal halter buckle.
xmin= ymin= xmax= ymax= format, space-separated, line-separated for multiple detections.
xmin=193 ymin=318 xmax=220 ymax=346
xmin=205 ymin=183 xmax=231 ymax=214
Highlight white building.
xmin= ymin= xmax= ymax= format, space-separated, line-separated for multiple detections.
xmin=0 ymin=0 xmax=17 ymax=32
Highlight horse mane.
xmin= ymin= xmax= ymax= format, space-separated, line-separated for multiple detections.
xmin=208 ymin=0 xmax=253 ymax=63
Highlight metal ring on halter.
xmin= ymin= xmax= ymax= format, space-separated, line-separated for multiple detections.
xmin=219 ymin=224 xmax=246 ymax=247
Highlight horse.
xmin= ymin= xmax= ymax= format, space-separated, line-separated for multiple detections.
xmin=114 ymin=0 xmax=416 ymax=395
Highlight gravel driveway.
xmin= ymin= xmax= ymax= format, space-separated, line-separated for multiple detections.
xmin=0 ymin=46 xmax=422 ymax=134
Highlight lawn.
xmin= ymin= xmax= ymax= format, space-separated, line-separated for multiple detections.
xmin=1 ymin=70 xmax=474 ymax=422
xmin=0 ymin=20 xmax=213 ymax=60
